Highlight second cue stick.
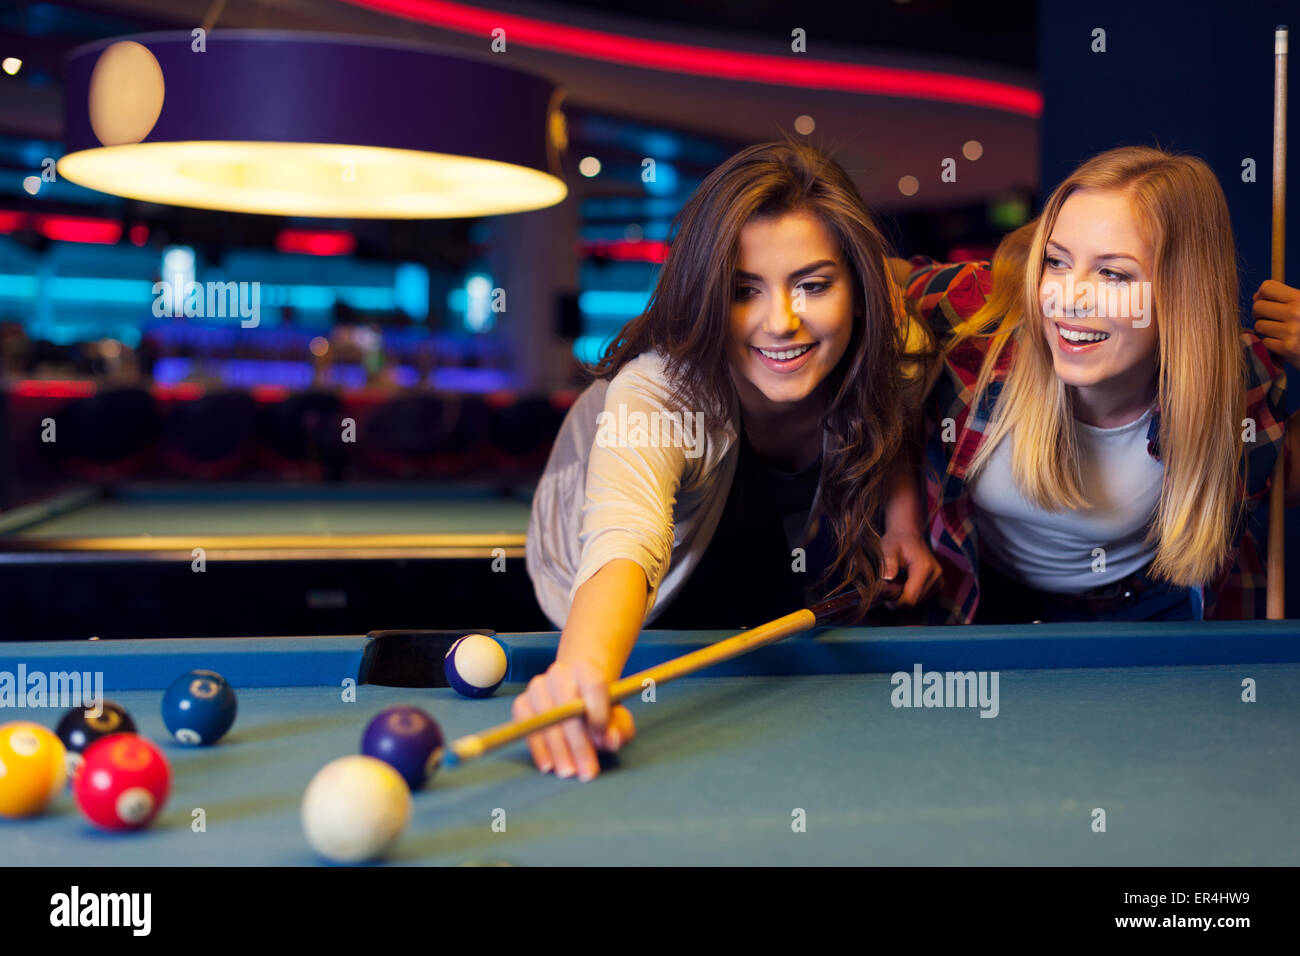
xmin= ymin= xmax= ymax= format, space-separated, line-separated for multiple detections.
xmin=445 ymin=590 xmax=862 ymax=765
xmin=1267 ymin=25 xmax=1288 ymax=619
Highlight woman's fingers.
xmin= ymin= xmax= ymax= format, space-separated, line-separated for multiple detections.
xmin=528 ymin=672 xmax=579 ymax=778
xmin=880 ymin=545 xmax=901 ymax=582
xmin=880 ymin=537 xmax=941 ymax=608
xmin=1252 ymin=284 xmax=1300 ymax=364
xmin=545 ymin=664 xmax=601 ymax=781
xmin=1254 ymin=279 xmax=1299 ymax=304
xmin=516 ymin=661 xmax=629 ymax=779
xmin=513 ymin=690 xmax=552 ymax=774
xmin=573 ymin=660 xmax=611 ymax=735
xmin=900 ymin=567 xmax=928 ymax=605
xmin=906 ymin=553 xmax=944 ymax=605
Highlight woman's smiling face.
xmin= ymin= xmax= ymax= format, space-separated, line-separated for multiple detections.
xmin=1039 ymin=188 xmax=1159 ymax=394
xmin=726 ymin=210 xmax=854 ymax=408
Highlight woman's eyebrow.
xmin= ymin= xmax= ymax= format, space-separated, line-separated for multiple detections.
xmin=735 ymin=259 xmax=838 ymax=282
xmin=1045 ymin=241 xmax=1140 ymax=264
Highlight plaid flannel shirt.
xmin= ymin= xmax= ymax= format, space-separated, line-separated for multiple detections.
xmin=906 ymin=256 xmax=1288 ymax=624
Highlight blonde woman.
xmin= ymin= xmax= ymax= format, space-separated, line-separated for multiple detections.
xmin=898 ymin=146 xmax=1298 ymax=623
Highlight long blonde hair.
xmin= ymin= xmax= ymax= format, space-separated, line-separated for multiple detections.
xmin=952 ymin=146 xmax=1245 ymax=586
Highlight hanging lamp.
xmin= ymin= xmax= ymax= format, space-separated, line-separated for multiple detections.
xmin=58 ymin=30 xmax=569 ymax=219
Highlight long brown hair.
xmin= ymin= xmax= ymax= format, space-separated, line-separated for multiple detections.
xmin=952 ymin=146 xmax=1245 ymax=585
xmin=590 ymin=141 xmax=923 ymax=614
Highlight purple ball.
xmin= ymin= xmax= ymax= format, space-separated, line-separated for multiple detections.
xmin=360 ymin=706 xmax=444 ymax=790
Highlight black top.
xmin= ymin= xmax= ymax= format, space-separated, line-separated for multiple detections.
xmin=651 ymin=426 xmax=833 ymax=629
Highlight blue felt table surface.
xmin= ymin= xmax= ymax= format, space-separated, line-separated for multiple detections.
xmin=2 ymin=663 xmax=1299 ymax=865
xmin=2 ymin=625 xmax=1298 ymax=864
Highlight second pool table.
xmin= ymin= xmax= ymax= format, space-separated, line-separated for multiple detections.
xmin=0 ymin=482 xmax=544 ymax=640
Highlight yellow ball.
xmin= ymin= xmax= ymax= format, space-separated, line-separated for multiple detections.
xmin=0 ymin=722 xmax=67 ymax=818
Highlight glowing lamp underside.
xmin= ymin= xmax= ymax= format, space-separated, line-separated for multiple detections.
xmin=59 ymin=32 xmax=567 ymax=220
xmin=58 ymin=141 xmax=568 ymax=218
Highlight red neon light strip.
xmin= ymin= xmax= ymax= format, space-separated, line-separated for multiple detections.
xmin=579 ymin=239 xmax=668 ymax=263
xmin=14 ymin=380 xmax=98 ymax=398
xmin=344 ymin=388 xmax=393 ymax=406
xmin=0 ymin=212 xmax=125 ymax=243
xmin=0 ymin=211 xmax=27 ymax=233
xmin=344 ymin=0 xmax=1040 ymax=116
xmin=277 ymin=229 xmax=357 ymax=256
xmin=151 ymin=383 xmax=205 ymax=400
xmin=36 ymin=215 xmax=122 ymax=244
xmin=250 ymin=385 xmax=291 ymax=403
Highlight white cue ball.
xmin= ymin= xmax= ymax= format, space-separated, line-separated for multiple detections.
xmin=445 ymin=633 xmax=508 ymax=698
xmin=301 ymin=755 xmax=411 ymax=863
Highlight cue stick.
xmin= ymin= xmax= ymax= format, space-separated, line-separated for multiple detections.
xmin=1267 ymin=25 xmax=1288 ymax=619
xmin=444 ymin=590 xmax=863 ymax=766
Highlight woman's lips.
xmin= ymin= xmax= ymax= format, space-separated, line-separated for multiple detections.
xmin=1053 ymin=322 xmax=1111 ymax=354
xmin=752 ymin=342 xmax=817 ymax=373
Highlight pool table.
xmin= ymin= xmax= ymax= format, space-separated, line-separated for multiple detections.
xmin=1 ymin=620 xmax=1297 ymax=865
xmin=0 ymin=483 xmax=545 ymax=640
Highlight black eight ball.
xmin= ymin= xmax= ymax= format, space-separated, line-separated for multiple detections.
xmin=55 ymin=701 xmax=137 ymax=776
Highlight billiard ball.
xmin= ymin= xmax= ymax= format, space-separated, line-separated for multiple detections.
xmin=301 ymin=755 xmax=411 ymax=863
xmin=444 ymin=633 xmax=507 ymax=698
xmin=161 ymin=669 xmax=237 ymax=745
xmin=0 ymin=722 xmax=67 ymax=818
xmin=361 ymin=706 xmax=444 ymax=790
xmin=73 ymin=733 xmax=171 ymax=830
xmin=56 ymin=701 xmax=137 ymax=779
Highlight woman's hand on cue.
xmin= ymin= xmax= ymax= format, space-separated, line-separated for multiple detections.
xmin=879 ymin=529 xmax=943 ymax=608
xmin=514 ymin=659 xmax=636 ymax=781
xmin=1252 ymin=280 xmax=1300 ymax=368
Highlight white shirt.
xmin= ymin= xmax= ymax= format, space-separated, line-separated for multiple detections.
xmin=968 ymin=405 xmax=1163 ymax=592
xmin=526 ymin=352 xmax=742 ymax=629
